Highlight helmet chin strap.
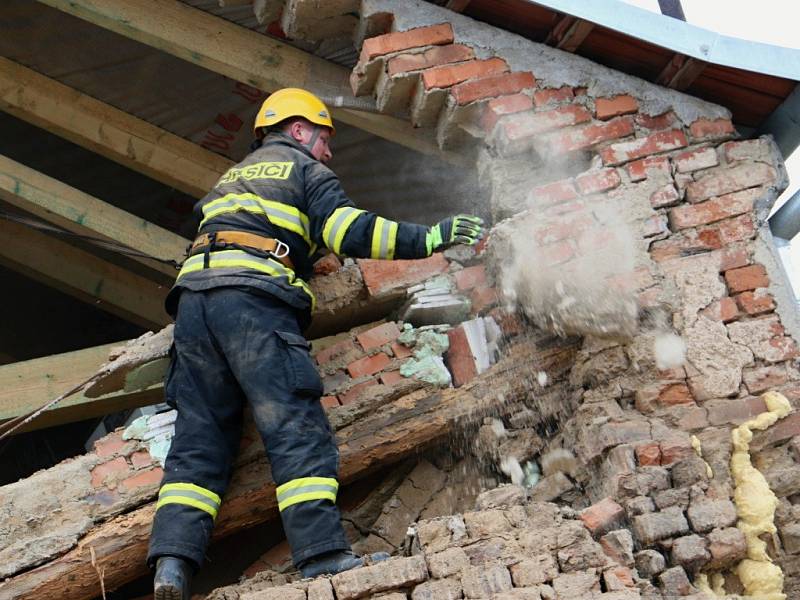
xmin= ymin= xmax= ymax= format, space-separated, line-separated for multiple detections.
xmin=304 ymin=124 xmax=322 ymax=154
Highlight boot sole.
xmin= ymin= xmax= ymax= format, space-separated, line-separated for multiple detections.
xmin=154 ymin=583 xmax=185 ymax=600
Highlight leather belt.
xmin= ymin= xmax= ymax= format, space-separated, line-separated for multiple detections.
xmin=190 ymin=231 xmax=294 ymax=270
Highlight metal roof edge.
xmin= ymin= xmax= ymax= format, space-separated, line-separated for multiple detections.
xmin=526 ymin=0 xmax=800 ymax=81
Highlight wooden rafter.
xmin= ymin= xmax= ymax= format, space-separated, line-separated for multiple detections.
xmin=0 ymin=154 xmax=187 ymax=278
xmin=656 ymin=54 xmax=707 ymax=90
xmin=0 ymin=57 xmax=232 ymax=198
xmin=37 ymin=0 xmax=466 ymax=166
xmin=546 ymin=15 xmax=595 ymax=53
xmin=445 ymin=0 xmax=472 ymax=12
xmin=0 ymin=218 xmax=170 ymax=330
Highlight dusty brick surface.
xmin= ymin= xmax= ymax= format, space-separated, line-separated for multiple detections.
xmin=481 ymin=93 xmax=534 ymax=133
xmin=357 ymin=322 xmax=402 ymax=351
xmin=451 ymin=71 xmax=536 ymax=106
xmin=509 ymin=554 xmax=559 ymax=586
xmin=686 ymin=162 xmax=775 ymax=203
xmin=668 ymin=188 xmax=758 ymax=229
xmin=600 ymin=129 xmax=688 ymax=166
xmin=360 ymin=24 xmax=454 ymax=62
xmin=632 ymin=508 xmax=689 ymax=545
xmin=421 ymin=57 xmax=509 ymax=90
xmin=626 ymin=155 xmax=670 ymax=182
xmin=579 ymin=497 xmax=625 ymax=537
xmin=331 ymin=556 xmax=428 ymax=600
xmin=347 ymin=352 xmax=391 ymax=378
xmin=427 ymin=547 xmax=469 ymax=579
xmin=673 ymin=147 xmax=719 ymax=173
xmin=533 ymin=86 xmax=574 ymax=107
xmin=595 ymin=95 xmax=638 ymax=120
xmin=387 ymin=44 xmax=474 ymax=76
xmin=724 ymin=264 xmax=769 ymax=293
xmin=689 ymin=118 xmax=735 ymax=141
xmin=358 ymin=254 xmax=449 ymax=297
xmin=461 ymin=564 xmax=513 ymax=598
xmin=707 ymin=527 xmax=747 ymax=569
xmin=543 ymin=117 xmax=635 ymax=154
xmin=575 ymin=168 xmax=621 ymax=195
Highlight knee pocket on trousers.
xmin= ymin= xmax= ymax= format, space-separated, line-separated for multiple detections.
xmin=275 ymin=331 xmax=324 ymax=397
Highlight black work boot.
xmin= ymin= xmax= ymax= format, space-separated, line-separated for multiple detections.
xmin=300 ymin=550 xmax=391 ymax=579
xmin=153 ymin=556 xmax=193 ymax=600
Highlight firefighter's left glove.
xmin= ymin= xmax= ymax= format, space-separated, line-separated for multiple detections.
xmin=426 ymin=214 xmax=484 ymax=254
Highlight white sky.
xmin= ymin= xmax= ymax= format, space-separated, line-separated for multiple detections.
xmin=622 ymin=0 xmax=800 ymax=299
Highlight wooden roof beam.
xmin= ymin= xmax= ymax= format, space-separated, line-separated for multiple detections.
xmin=0 ymin=154 xmax=187 ymax=278
xmin=37 ymin=0 xmax=465 ymax=166
xmin=0 ymin=218 xmax=170 ymax=329
xmin=0 ymin=57 xmax=232 ymax=199
xmin=445 ymin=0 xmax=472 ymax=12
xmin=546 ymin=15 xmax=595 ymax=53
xmin=656 ymin=54 xmax=707 ymax=90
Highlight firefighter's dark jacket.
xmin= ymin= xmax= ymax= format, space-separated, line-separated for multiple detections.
xmin=168 ymin=133 xmax=431 ymax=316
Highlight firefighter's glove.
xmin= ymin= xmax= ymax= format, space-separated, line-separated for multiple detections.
xmin=426 ymin=214 xmax=484 ymax=254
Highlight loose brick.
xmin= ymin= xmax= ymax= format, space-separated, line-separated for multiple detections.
xmin=360 ymin=24 xmax=454 ymax=62
xmin=632 ymin=508 xmax=690 ymax=545
xmin=509 ymin=554 xmax=559 ymax=586
xmin=411 ymin=578 xmax=462 ymax=600
xmin=600 ymin=529 xmax=635 ymax=567
xmin=723 ymin=138 xmax=772 ymax=163
xmin=673 ymin=147 xmax=719 ymax=173
xmin=533 ymin=85 xmax=574 ymax=107
xmin=635 ymin=111 xmax=680 ymax=131
xmin=742 ymin=365 xmax=788 ymax=395
xmin=129 ymin=450 xmax=152 ymax=469
xmin=751 ymin=412 xmax=800 ymax=450
xmin=359 ymin=254 xmax=449 ymax=298
xmin=626 ymin=155 xmax=670 ymax=182
xmin=379 ymin=370 xmax=404 ymax=386
xmin=575 ymin=168 xmax=621 ymax=195
xmin=480 ymin=93 xmax=533 ymax=134
xmin=461 ymin=564 xmax=513 ymax=598
xmin=357 ymin=322 xmax=402 ymax=351
xmin=552 ymin=571 xmax=600 ymax=597
xmin=527 ymin=179 xmax=578 ymax=206
xmin=650 ymin=184 xmax=680 ymax=208
xmin=421 ymin=57 xmax=509 ymax=90
xmin=706 ymin=396 xmax=768 ymax=426
xmin=707 ymin=527 xmax=747 ymax=570
xmin=604 ymin=566 xmax=636 ymax=590
xmin=544 ymin=117 xmax=635 ymax=154
xmin=635 ymin=443 xmax=662 ymax=466
xmin=658 ymin=566 xmax=695 ymax=596
xmin=658 ymin=383 xmax=694 ymax=406
xmin=340 ymin=380 xmax=382 ymax=406
xmin=313 ymin=253 xmax=342 ymax=276
xmin=316 ymin=338 xmax=361 ymax=366
xmin=600 ymin=129 xmax=688 ymax=166
xmin=492 ymin=105 xmax=592 ymax=153
xmin=687 ymin=499 xmax=737 ymax=533
xmin=121 ymin=467 xmax=164 ymax=491
xmin=668 ymin=188 xmax=757 ymax=230
xmin=90 ymin=456 xmax=130 ymax=487
xmin=580 ymin=497 xmax=625 ymax=537
xmin=700 ymin=296 xmax=740 ymax=323
xmin=386 ymin=44 xmax=474 ymax=76
xmin=595 ymin=95 xmax=639 ymax=120
xmin=671 ymin=534 xmax=710 ymax=573
xmin=720 ymin=245 xmax=751 ymax=271
xmin=93 ymin=432 xmax=129 ymax=458
xmin=716 ymin=213 xmax=756 ymax=243
xmin=643 ymin=213 xmax=669 ymax=238
xmin=347 ymin=352 xmax=391 ymax=378
xmin=427 ymin=547 xmax=469 ymax=578
xmin=391 ymin=341 xmax=413 ymax=359
xmin=446 ymin=325 xmax=477 ymax=387
xmin=735 ymin=289 xmax=775 ymax=315
xmin=689 ymin=118 xmax=735 ymax=141
xmin=451 ymin=71 xmax=535 ymax=106
xmin=455 ymin=265 xmax=487 ymax=291
xmin=724 ymin=264 xmax=769 ymax=293
xmin=686 ymin=162 xmax=776 ymax=203
xmin=320 ymin=395 xmax=340 ymax=409
xmin=331 ymin=556 xmax=429 ymax=600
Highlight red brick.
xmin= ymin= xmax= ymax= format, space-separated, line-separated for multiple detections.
xmin=533 ymin=86 xmax=574 ymax=107
xmin=736 ymin=290 xmax=776 ymax=316
xmin=635 ymin=111 xmax=680 ymax=131
xmin=493 ymin=105 xmax=592 ymax=151
xmin=488 ymin=307 xmax=524 ymax=337
xmin=643 ymin=215 xmax=669 ymax=238
xmin=715 ymin=214 xmax=756 ymax=244
xmin=707 ymin=397 xmax=768 ymax=426
xmin=580 ymin=497 xmax=625 ymax=537
xmin=596 ymin=95 xmax=639 ymax=120
xmin=356 ymin=322 xmax=402 ymax=351
xmin=658 ymin=383 xmax=694 ymax=406
xmin=668 ymin=188 xmax=757 ymax=230
xmin=379 ymin=370 xmax=405 ymax=386
xmin=313 ymin=253 xmax=343 ymax=276
xmin=339 ymin=379 xmax=381 ymax=405
xmin=93 ymin=432 xmax=128 ymax=458
xmin=386 ymin=44 xmax=474 ymax=76
xmin=689 ymin=118 xmax=735 ymax=141
xmin=659 ymin=439 xmax=694 ymax=465
xmin=451 ymin=71 xmax=536 ymax=106
xmin=575 ymin=168 xmax=621 ymax=195
xmin=649 ymin=230 xmax=722 ymax=262
xmin=743 ymin=366 xmax=788 ymax=395
xmin=455 ymin=265 xmax=487 ymax=291
xmin=121 ymin=467 xmax=163 ymax=491
xmin=686 ymin=163 xmax=775 ymax=203
xmin=391 ymin=341 xmax=413 ymax=359
xmin=752 ymin=412 xmax=800 ymax=449
xmin=360 ymin=23 xmax=454 ymax=62
xmin=650 ymin=184 xmax=680 ymax=208
xmin=625 ymin=156 xmax=670 ymax=182
xmin=720 ymin=245 xmax=751 ymax=272
xmin=470 ymin=286 xmax=500 ymax=314
xmin=544 ymin=117 xmax=635 ymax=154
xmin=533 ymin=215 xmax=594 ymax=245
xmin=723 ymin=139 xmax=771 ymax=163
xmin=320 ymin=395 xmax=340 ymax=409
xmin=90 ymin=456 xmax=130 ymax=488
xmin=346 ymin=352 xmax=392 ymax=378
xmin=769 ymin=336 xmax=800 ymax=362
xmin=129 ymin=450 xmax=153 ymax=469
xmin=480 ymin=93 xmax=533 ymax=133
xmin=541 ymin=241 xmax=575 ymax=265
xmin=358 ymin=253 xmax=449 ymax=298
xmin=701 ymin=297 xmax=740 ymax=323
xmin=725 ymin=264 xmax=769 ymax=293
xmin=600 ymin=129 xmax=688 ymax=166
xmin=605 ymin=566 xmax=636 ymax=589
xmin=673 ymin=147 xmax=719 ymax=173
xmin=528 ymin=179 xmax=578 ymax=206
xmin=445 ymin=325 xmax=477 ymax=387
xmin=636 ymin=443 xmax=662 ymax=466
xmin=316 ymin=338 xmax=360 ymax=366
xmin=421 ymin=57 xmax=509 ymax=90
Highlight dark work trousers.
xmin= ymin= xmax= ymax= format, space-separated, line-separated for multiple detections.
xmin=147 ymin=287 xmax=350 ymax=568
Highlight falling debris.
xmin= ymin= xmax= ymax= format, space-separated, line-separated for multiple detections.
xmin=499 ymin=456 xmax=525 ymax=486
xmin=653 ymin=332 xmax=687 ymax=370
xmin=490 ymin=418 xmax=507 ymax=438
xmin=536 ymin=371 xmax=548 ymax=387
xmin=539 ymin=448 xmax=578 ymax=477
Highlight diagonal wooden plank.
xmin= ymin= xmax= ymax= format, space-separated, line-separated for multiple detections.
xmin=0 ymin=154 xmax=188 ymax=277
xmin=0 ymin=57 xmax=232 ymax=198
xmin=37 ymin=0 xmax=466 ymax=165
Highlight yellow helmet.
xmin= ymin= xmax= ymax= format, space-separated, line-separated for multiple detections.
xmin=253 ymin=88 xmax=335 ymax=135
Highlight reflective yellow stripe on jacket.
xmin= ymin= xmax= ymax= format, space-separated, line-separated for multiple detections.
xmin=200 ymin=193 xmax=314 ymax=251
xmin=178 ymin=249 xmax=316 ymax=309
xmin=371 ymin=216 xmax=398 ymax=260
xmin=156 ymin=482 xmax=222 ymax=520
xmin=322 ymin=206 xmax=364 ymax=255
xmin=275 ymin=476 xmax=339 ymax=512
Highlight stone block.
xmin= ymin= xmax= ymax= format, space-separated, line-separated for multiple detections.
xmin=687 ymin=499 xmax=737 ymax=533
xmin=670 ymin=534 xmax=709 ymax=573
xmin=707 ymin=527 xmax=746 ymax=569
xmin=474 ymin=484 xmax=526 ymax=510
xmin=427 ymin=547 xmax=469 ymax=578
xmin=603 ymin=566 xmax=636 ymax=591
xmin=599 ymin=529 xmax=635 ymax=567
xmin=635 ymin=549 xmax=666 ymax=577
xmin=242 ymin=586 xmax=306 ymax=600
xmin=632 ymin=508 xmax=690 ymax=545
xmin=460 ymin=563 xmax=513 ymax=598
xmin=580 ymin=498 xmax=626 ymax=538
xmin=464 ymin=509 xmax=512 ymax=539
xmin=530 ymin=472 xmax=573 ymax=502
xmin=552 ymin=570 xmax=600 ymax=598
xmin=307 ymin=579 xmax=335 ymax=600
xmin=417 ymin=516 xmax=467 ymax=553
xmin=509 ymin=554 xmax=559 ymax=586
xmin=658 ymin=566 xmax=696 ymax=596
xmin=411 ymin=577 xmax=462 ymax=600
xmin=652 ymin=487 xmax=690 ymax=511
xmin=331 ymin=556 xmax=429 ymax=600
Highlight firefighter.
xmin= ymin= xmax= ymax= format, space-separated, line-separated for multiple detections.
xmin=149 ymin=88 xmax=484 ymax=599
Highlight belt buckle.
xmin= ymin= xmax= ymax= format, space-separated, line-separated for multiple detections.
xmin=272 ymin=240 xmax=290 ymax=260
